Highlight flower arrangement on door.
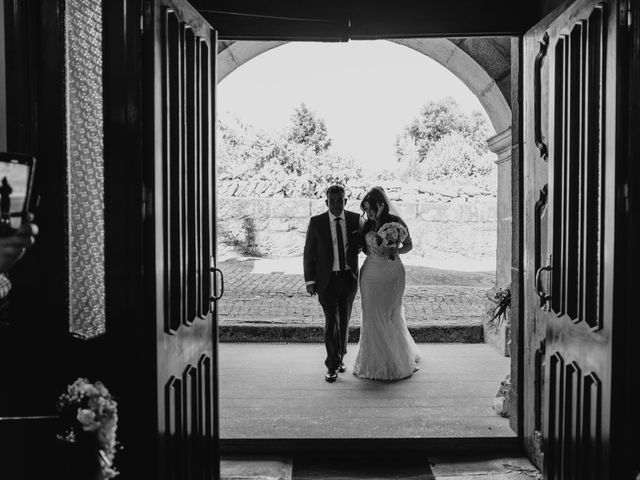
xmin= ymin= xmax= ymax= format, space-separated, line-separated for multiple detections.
xmin=57 ymin=377 xmax=119 ymax=479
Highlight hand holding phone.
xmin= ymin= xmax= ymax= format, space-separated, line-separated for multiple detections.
xmin=0 ymin=217 xmax=38 ymax=273
xmin=0 ymin=152 xmax=36 ymax=237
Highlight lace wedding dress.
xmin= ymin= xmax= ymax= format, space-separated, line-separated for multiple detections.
xmin=352 ymin=231 xmax=421 ymax=380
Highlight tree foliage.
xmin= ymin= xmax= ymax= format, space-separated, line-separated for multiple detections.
xmin=218 ymin=98 xmax=496 ymax=197
xmin=394 ymin=97 xmax=496 ymax=181
xmin=286 ymin=103 xmax=332 ymax=154
xmin=217 ymin=104 xmax=359 ymax=198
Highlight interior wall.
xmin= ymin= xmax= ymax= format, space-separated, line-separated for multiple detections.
xmin=537 ymin=0 xmax=573 ymax=18
xmin=0 ymin=0 xmax=6 ymax=151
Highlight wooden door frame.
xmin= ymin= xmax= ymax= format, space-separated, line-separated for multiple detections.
xmin=103 ymin=0 xmax=156 ymax=477
xmin=13 ymin=0 xmax=640 ymax=475
xmin=219 ymin=37 xmax=526 ymax=458
xmin=614 ymin=0 xmax=639 ymax=476
xmin=509 ymin=34 xmax=525 ymax=444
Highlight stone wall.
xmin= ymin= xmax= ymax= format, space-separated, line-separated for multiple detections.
xmin=218 ymin=180 xmax=496 ymax=203
xmin=217 ymin=183 xmax=497 ymax=259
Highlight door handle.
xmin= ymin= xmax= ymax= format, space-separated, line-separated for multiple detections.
xmin=534 ymin=31 xmax=549 ymax=161
xmin=535 ymin=263 xmax=552 ymax=310
xmin=210 ymin=267 xmax=224 ymax=301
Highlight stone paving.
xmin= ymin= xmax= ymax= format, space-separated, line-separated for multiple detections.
xmin=217 ymin=254 xmax=496 ymax=343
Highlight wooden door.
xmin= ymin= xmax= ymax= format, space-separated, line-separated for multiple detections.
xmin=523 ymin=0 xmax=629 ymax=478
xmin=143 ymin=1 xmax=219 ymax=478
xmin=523 ymin=16 xmax=552 ymax=469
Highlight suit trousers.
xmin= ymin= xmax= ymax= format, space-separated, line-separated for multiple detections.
xmin=318 ymin=271 xmax=358 ymax=371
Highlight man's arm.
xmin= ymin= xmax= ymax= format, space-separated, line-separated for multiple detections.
xmin=356 ymin=212 xmax=365 ymax=252
xmin=303 ymin=217 xmax=317 ymax=295
xmin=347 ymin=211 xmax=364 ymax=255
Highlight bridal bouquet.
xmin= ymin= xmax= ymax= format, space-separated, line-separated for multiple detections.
xmin=376 ymin=222 xmax=408 ymax=260
xmin=57 ymin=378 xmax=120 ymax=479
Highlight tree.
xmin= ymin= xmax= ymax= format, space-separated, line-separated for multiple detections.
xmin=396 ymin=97 xmax=467 ymax=160
xmin=395 ymin=97 xmax=496 ymax=181
xmin=286 ymin=103 xmax=332 ymax=154
xmin=422 ymin=132 xmax=477 ymax=179
xmin=217 ymin=106 xmax=361 ymax=198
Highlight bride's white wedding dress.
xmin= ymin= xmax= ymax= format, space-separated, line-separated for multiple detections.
xmin=352 ymin=231 xmax=421 ymax=380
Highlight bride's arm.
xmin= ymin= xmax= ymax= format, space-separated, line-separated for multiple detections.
xmin=398 ymin=235 xmax=412 ymax=254
xmin=397 ymin=220 xmax=413 ymax=255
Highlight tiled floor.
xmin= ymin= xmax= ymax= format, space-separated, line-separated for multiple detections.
xmin=219 ymin=343 xmax=513 ymax=439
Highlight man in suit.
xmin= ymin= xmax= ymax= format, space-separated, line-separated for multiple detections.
xmin=304 ymin=185 xmax=361 ymax=383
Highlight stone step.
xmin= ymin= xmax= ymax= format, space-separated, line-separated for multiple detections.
xmin=219 ymin=322 xmax=484 ymax=343
xmin=221 ymin=457 xmax=293 ymax=480
xmin=429 ymin=454 xmax=540 ymax=479
xmin=220 ymin=454 xmax=539 ymax=479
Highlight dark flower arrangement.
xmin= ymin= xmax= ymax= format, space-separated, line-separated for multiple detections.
xmin=491 ymin=287 xmax=511 ymax=326
xmin=57 ymin=378 xmax=119 ymax=479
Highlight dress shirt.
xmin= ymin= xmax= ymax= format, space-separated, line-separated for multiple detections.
xmin=305 ymin=211 xmax=350 ymax=286
xmin=329 ymin=211 xmax=349 ymax=272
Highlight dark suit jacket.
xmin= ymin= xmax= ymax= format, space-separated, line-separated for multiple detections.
xmin=303 ymin=210 xmax=361 ymax=293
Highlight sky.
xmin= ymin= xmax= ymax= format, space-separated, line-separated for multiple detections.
xmin=218 ymin=40 xmax=491 ymax=173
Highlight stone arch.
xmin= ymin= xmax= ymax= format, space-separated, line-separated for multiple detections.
xmin=217 ymin=37 xmax=515 ymax=312
xmin=216 ymin=38 xmax=511 ymax=133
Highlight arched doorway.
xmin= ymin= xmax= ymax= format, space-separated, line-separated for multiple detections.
xmin=219 ymin=38 xmax=516 ymax=446
xmin=217 ymin=37 xmax=513 ymax=290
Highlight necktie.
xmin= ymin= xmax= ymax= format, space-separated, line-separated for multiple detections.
xmin=335 ymin=217 xmax=346 ymax=271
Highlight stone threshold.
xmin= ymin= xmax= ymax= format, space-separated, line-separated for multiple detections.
xmin=219 ymin=323 xmax=483 ymax=343
xmin=220 ymin=450 xmax=540 ymax=480
xmin=220 ymin=438 xmax=522 ymax=458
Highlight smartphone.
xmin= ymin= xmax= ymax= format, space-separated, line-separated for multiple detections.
xmin=0 ymin=152 xmax=36 ymax=236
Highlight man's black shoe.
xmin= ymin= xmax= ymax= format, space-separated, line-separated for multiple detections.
xmin=338 ymin=363 xmax=346 ymax=373
xmin=325 ymin=370 xmax=338 ymax=383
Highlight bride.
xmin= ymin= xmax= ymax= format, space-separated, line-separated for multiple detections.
xmin=352 ymin=186 xmax=421 ymax=380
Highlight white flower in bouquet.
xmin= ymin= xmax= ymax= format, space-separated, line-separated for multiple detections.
xmin=77 ymin=408 xmax=101 ymax=431
xmin=376 ymin=222 xmax=408 ymax=260
xmin=377 ymin=222 xmax=408 ymax=247
xmin=57 ymin=377 xmax=120 ymax=479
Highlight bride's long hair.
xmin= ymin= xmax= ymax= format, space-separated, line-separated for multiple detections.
xmin=360 ymin=187 xmax=403 ymax=255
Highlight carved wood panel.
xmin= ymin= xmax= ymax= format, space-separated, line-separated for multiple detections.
xmin=164 ymin=10 xmax=183 ymax=333
xmin=162 ymin=8 xmax=212 ymax=334
xmin=582 ymin=373 xmax=602 ymax=480
xmin=547 ymin=354 xmax=602 ymax=480
xmin=165 ymin=377 xmax=183 ymax=480
xmin=551 ymin=5 xmax=605 ymax=330
xmin=198 ymin=355 xmax=214 ymax=476
xmin=165 ymin=355 xmax=214 ymax=480
xmin=199 ymin=39 xmax=211 ymax=320
xmin=534 ymin=340 xmax=546 ymax=432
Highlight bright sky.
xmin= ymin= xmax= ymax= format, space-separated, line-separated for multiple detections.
xmin=218 ymin=40 xmax=491 ymax=172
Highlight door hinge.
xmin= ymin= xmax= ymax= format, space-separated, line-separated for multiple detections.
xmin=624 ymin=182 xmax=631 ymax=213
xmin=141 ymin=2 xmax=152 ymax=35
xmin=142 ymin=184 xmax=153 ymax=221
xmin=621 ymin=0 xmax=632 ymax=27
